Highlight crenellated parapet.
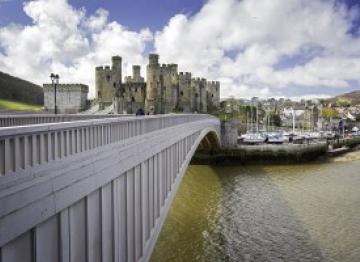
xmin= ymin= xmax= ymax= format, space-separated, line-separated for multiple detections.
xmin=93 ymin=53 xmax=221 ymax=114
xmin=43 ymin=83 xmax=89 ymax=93
xmin=206 ymin=80 xmax=220 ymax=111
xmin=125 ymin=65 xmax=145 ymax=83
xmin=179 ymin=72 xmax=192 ymax=80
xmin=160 ymin=63 xmax=178 ymax=75
xmin=95 ymin=56 xmax=123 ymax=109
xmin=43 ymin=83 xmax=89 ymax=113
xmin=178 ymin=72 xmax=192 ymax=113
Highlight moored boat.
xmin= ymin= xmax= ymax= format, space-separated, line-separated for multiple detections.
xmin=242 ymin=133 xmax=267 ymax=144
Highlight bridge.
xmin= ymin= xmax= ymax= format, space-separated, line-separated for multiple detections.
xmin=0 ymin=114 xmax=220 ymax=262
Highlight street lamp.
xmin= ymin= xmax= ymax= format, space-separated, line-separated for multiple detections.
xmin=50 ymin=73 xmax=60 ymax=114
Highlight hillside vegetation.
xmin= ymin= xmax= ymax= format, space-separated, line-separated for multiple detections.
xmin=326 ymin=90 xmax=360 ymax=105
xmin=0 ymin=99 xmax=42 ymax=112
xmin=0 ymin=71 xmax=44 ymax=105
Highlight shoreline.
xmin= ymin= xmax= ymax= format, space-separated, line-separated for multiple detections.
xmin=192 ymin=137 xmax=360 ymax=165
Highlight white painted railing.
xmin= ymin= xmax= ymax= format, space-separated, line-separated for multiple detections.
xmin=0 ymin=114 xmax=220 ymax=262
xmin=0 ymin=114 xmax=211 ymax=178
xmin=0 ymin=114 xmax=131 ymax=127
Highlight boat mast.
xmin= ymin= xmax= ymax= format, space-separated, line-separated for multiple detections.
xmin=256 ymin=102 xmax=259 ymax=132
xmin=292 ymin=107 xmax=295 ymax=134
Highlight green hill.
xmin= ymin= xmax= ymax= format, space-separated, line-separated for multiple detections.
xmin=0 ymin=71 xmax=44 ymax=105
xmin=326 ymin=90 xmax=360 ymax=106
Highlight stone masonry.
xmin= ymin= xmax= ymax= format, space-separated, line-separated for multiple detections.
xmin=178 ymin=72 xmax=192 ymax=113
xmin=43 ymin=84 xmax=88 ymax=114
xmin=95 ymin=56 xmax=122 ymax=110
xmin=115 ymin=65 xmax=147 ymax=114
xmin=97 ymin=54 xmax=221 ymax=114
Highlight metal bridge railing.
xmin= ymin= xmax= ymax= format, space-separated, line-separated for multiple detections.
xmin=0 ymin=114 xmax=213 ymax=177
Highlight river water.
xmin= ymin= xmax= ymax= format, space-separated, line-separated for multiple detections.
xmin=151 ymin=151 xmax=360 ymax=262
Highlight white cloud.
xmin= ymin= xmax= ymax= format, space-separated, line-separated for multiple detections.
xmin=0 ymin=0 xmax=152 ymax=97
xmin=155 ymin=0 xmax=360 ymax=98
xmin=0 ymin=0 xmax=360 ymax=99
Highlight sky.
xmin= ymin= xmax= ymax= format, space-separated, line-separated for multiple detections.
xmin=0 ymin=0 xmax=360 ymax=99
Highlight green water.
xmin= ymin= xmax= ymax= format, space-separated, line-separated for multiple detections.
xmin=151 ymin=151 xmax=360 ymax=262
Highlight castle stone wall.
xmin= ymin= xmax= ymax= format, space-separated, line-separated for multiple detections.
xmin=206 ymin=81 xmax=220 ymax=112
xmin=95 ymin=53 xmax=221 ymax=115
xmin=145 ymin=54 xmax=161 ymax=114
xmin=95 ymin=56 xmax=122 ymax=109
xmin=200 ymin=78 xmax=207 ymax=113
xmin=160 ymin=64 xmax=178 ymax=113
xmin=178 ymin=72 xmax=192 ymax=112
xmin=43 ymin=84 xmax=88 ymax=114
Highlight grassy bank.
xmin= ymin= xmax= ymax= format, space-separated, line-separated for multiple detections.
xmin=0 ymin=99 xmax=42 ymax=112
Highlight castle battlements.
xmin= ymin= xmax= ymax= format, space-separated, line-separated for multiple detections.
xmin=179 ymin=72 xmax=191 ymax=80
xmin=94 ymin=53 xmax=221 ymax=114
xmin=43 ymin=83 xmax=88 ymax=88
xmin=43 ymin=84 xmax=89 ymax=94
xmin=43 ymin=83 xmax=89 ymax=113
xmin=95 ymin=66 xmax=112 ymax=72
xmin=160 ymin=63 xmax=178 ymax=72
xmin=149 ymin=54 xmax=159 ymax=65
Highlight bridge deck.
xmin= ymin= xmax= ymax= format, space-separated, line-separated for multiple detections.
xmin=0 ymin=114 xmax=220 ymax=262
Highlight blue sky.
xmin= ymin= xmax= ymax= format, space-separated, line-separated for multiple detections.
xmin=0 ymin=0 xmax=360 ymax=99
xmin=0 ymin=0 xmax=205 ymax=30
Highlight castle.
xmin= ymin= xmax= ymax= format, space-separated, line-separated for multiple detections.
xmin=95 ymin=54 xmax=220 ymax=114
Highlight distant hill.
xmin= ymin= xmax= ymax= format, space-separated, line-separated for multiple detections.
xmin=0 ymin=71 xmax=44 ymax=105
xmin=326 ymin=90 xmax=360 ymax=106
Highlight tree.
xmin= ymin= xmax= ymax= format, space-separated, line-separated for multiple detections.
xmin=321 ymin=107 xmax=339 ymax=119
xmin=356 ymin=114 xmax=360 ymax=122
xmin=270 ymin=113 xmax=282 ymax=127
xmin=336 ymin=97 xmax=352 ymax=107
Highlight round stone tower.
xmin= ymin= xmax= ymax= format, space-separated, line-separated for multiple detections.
xmin=178 ymin=72 xmax=192 ymax=112
xmin=112 ymin=56 xmax=122 ymax=71
xmin=111 ymin=56 xmax=122 ymax=89
xmin=146 ymin=54 xmax=160 ymax=114
xmin=132 ymin=65 xmax=141 ymax=82
xmin=95 ymin=66 xmax=104 ymax=100
xmin=149 ymin=54 xmax=159 ymax=65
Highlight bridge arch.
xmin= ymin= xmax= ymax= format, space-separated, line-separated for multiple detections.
xmin=0 ymin=114 xmax=220 ymax=262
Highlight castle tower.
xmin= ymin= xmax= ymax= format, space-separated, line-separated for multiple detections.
xmin=132 ymin=65 xmax=141 ymax=82
xmin=161 ymin=63 xmax=179 ymax=113
xmin=204 ymin=80 xmax=221 ymax=113
xmin=214 ymin=81 xmax=220 ymax=108
xmin=178 ymin=72 xmax=192 ymax=112
xmin=200 ymin=78 xmax=207 ymax=113
xmin=191 ymin=78 xmax=201 ymax=112
xmin=95 ymin=56 xmax=123 ymax=110
xmin=145 ymin=54 xmax=161 ymax=114
xmin=112 ymin=56 xmax=122 ymax=71
xmin=120 ymin=65 xmax=146 ymax=114
xmin=111 ymin=56 xmax=122 ymax=92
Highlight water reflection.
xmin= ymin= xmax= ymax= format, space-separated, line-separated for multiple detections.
xmin=151 ymin=152 xmax=360 ymax=262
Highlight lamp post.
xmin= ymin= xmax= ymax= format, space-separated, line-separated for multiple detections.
xmin=50 ymin=73 xmax=60 ymax=114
